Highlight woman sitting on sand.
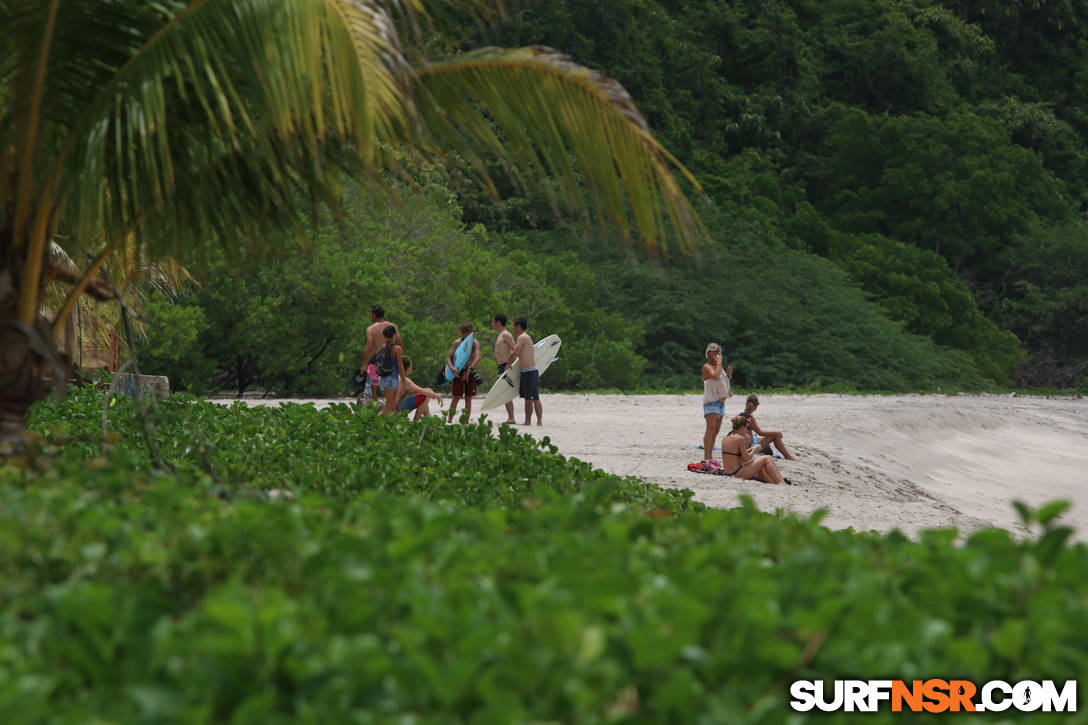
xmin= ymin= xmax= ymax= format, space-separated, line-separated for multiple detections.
xmin=738 ymin=394 xmax=797 ymax=460
xmin=720 ymin=416 xmax=789 ymax=484
xmin=701 ymin=342 xmax=733 ymax=461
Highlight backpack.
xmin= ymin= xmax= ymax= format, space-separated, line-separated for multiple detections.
xmin=372 ymin=342 xmax=395 ymax=377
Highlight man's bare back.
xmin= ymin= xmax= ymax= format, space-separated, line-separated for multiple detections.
xmin=365 ymin=319 xmax=402 ymax=362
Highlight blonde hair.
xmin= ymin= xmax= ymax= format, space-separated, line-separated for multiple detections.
xmin=745 ymin=394 xmax=759 ymax=413
xmin=705 ymin=342 xmax=722 ymax=356
xmin=730 ymin=415 xmax=749 ymax=432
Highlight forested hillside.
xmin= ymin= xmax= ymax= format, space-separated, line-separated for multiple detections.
xmin=142 ymin=0 xmax=1088 ymax=393
xmin=448 ymin=0 xmax=1088 ymax=389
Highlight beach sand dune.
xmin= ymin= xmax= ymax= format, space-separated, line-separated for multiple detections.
xmin=219 ymin=393 xmax=1088 ymax=540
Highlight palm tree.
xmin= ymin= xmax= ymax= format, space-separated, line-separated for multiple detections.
xmin=0 ymin=0 xmax=702 ymax=450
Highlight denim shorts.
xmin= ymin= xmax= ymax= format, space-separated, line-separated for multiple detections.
xmin=703 ymin=400 xmax=725 ymax=417
xmin=378 ymin=370 xmax=399 ymax=391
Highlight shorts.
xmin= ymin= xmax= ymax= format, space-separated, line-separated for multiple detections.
xmin=378 ymin=369 xmax=399 ymax=391
xmin=397 ymin=393 xmax=425 ymax=412
xmin=703 ymin=400 xmax=725 ymax=417
xmin=452 ymin=375 xmax=477 ymax=397
xmin=519 ymin=369 xmax=540 ymax=400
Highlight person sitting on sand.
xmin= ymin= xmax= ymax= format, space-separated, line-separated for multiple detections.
xmin=701 ymin=342 xmax=733 ymax=461
xmin=738 ymin=394 xmax=797 ymax=460
xmin=393 ymin=356 xmax=444 ymax=421
xmin=720 ymin=416 xmax=789 ymax=484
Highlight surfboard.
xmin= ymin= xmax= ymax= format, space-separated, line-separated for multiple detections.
xmin=444 ymin=333 xmax=475 ymax=383
xmin=481 ymin=334 xmax=561 ymax=410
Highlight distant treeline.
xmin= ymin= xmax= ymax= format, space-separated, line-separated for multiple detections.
xmin=141 ymin=0 xmax=1088 ymax=393
xmin=447 ymin=0 xmax=1088 ymax=390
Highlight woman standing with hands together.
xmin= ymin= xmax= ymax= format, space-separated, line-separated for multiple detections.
xmin=701 ymin=342 xmax=733 ymax=463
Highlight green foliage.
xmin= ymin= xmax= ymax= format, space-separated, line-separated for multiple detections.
xmin=136 ymin=0 xmax=1088 ymax=392
xmin=141 ymin=179 xmax=648 ymax=395
xmin=825 ymin=231 xmax=1023 ymax=383
xmin=993 ymin=219 xmax=1088 ymax=388
xmin=518 ymin=214 xmax=989 ymax=392
xmin=137 ymin=296 xmax=216 ymax=393
xmin=453 ymin=0 xmax=1088 ymax=389
xmin=3 ymin=391 xmax=1086 ymax=722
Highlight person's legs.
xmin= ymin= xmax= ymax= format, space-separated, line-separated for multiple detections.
xmin=737 ymin=456 xmax=784 ymax=483
xmin=520 ymin=369 xmax=540 ymax=425
xmin=464 ymin=388 xmax=474 ymax=420
xmin=756 ymin=457 xmax=784 ymax=483
xmin=414 ymin=397 xmax=430 ymax=421
xmin=767 ymin=432 xmax=796 ymax=460
xmin=379 ymin=389 xmax=397 ymax=415
xmin=368 ymin=364 xmax=380 ymax=405
xmin=447 ymin=394 xmax=462 ymax=422
xmin=702 ymin=415 xmax=718 ymax=460
xmin=504 ymin=401 xmax=515 ymax=423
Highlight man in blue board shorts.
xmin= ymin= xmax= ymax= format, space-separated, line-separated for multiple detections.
xmin=511 ymin=317 xmax=542 ymax=426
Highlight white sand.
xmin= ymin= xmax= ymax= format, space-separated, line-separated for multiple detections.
xmin=218 ymin=393 xmax=1088 ymax=540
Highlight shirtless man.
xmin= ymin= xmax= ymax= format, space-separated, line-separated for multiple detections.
xmin=491 ymin=313 xmax=517 ymax=424
xmin=362 ymin=305 xmax=402 ymax=403
xmin=510 ymin=317 xmax=541 ymax=426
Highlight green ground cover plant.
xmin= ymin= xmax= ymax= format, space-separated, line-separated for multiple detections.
xmin=1 ymin=391 xmax=1085 ymax=722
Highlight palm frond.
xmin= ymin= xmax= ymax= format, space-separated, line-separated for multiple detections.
xmin=40 ymin=0 xmax=418 ymax=253
xmin=414 ymin=46 xmax=704 ymax=251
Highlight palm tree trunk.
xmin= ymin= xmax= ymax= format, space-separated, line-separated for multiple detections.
xmin=0 ymin=248 xmax=66 ymax=453
xmin=0 ymin=260 xmax=40 ymax=452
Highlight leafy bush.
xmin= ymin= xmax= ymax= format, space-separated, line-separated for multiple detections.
xmin=517 ymin=221 xmax=991 ymax=392
xmin=2 ymin=391 xmax=1085 ymax=722
xmin=140 ymin=179 xmax=648 ymax=395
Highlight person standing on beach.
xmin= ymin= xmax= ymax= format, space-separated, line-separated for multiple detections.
xmin=701 ymin=342 xmax=733 ymax=462
xmin=445 ymin=322 xmax=482 ymax=423
xmin=491 ymin=313 xmax=517 ymax=424
xmin=362 ymin=305 xmax=402 ymax=404
xmin=511 ymin=317 xmax=542 ymax=426
xmin=376 ymin=324 xmax=407 ymax=415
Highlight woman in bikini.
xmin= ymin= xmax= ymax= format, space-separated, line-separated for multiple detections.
xmin=701 ymin=342 xmax=733 ymax=462
xmin=719 ymin=416 xmax=789 ymax=484
xmin=738 ymin=394 xmax=797 ymax=460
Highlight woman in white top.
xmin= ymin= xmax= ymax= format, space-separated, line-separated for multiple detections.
xmin=701 ymin=342 xmax=733 ymax=462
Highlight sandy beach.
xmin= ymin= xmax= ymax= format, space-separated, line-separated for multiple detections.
xmin=221 ymin=393 xmax=1088 ymax=540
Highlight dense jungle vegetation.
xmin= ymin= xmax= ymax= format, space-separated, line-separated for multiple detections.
xmin=140 ymin=0 xmax=1088 ymax=394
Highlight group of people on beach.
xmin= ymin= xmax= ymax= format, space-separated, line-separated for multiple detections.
xmin=701 ymin=342 xmax=797 ymax=484
xmin=357 ymin=306 xmax=544 ymax=425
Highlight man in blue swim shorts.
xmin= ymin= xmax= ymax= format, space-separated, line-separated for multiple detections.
xmin=511 ymin=317 xmax=542 ymax=426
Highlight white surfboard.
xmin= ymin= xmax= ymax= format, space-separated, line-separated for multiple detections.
xmin=481 ymin=334 xmax=561 ymax=410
